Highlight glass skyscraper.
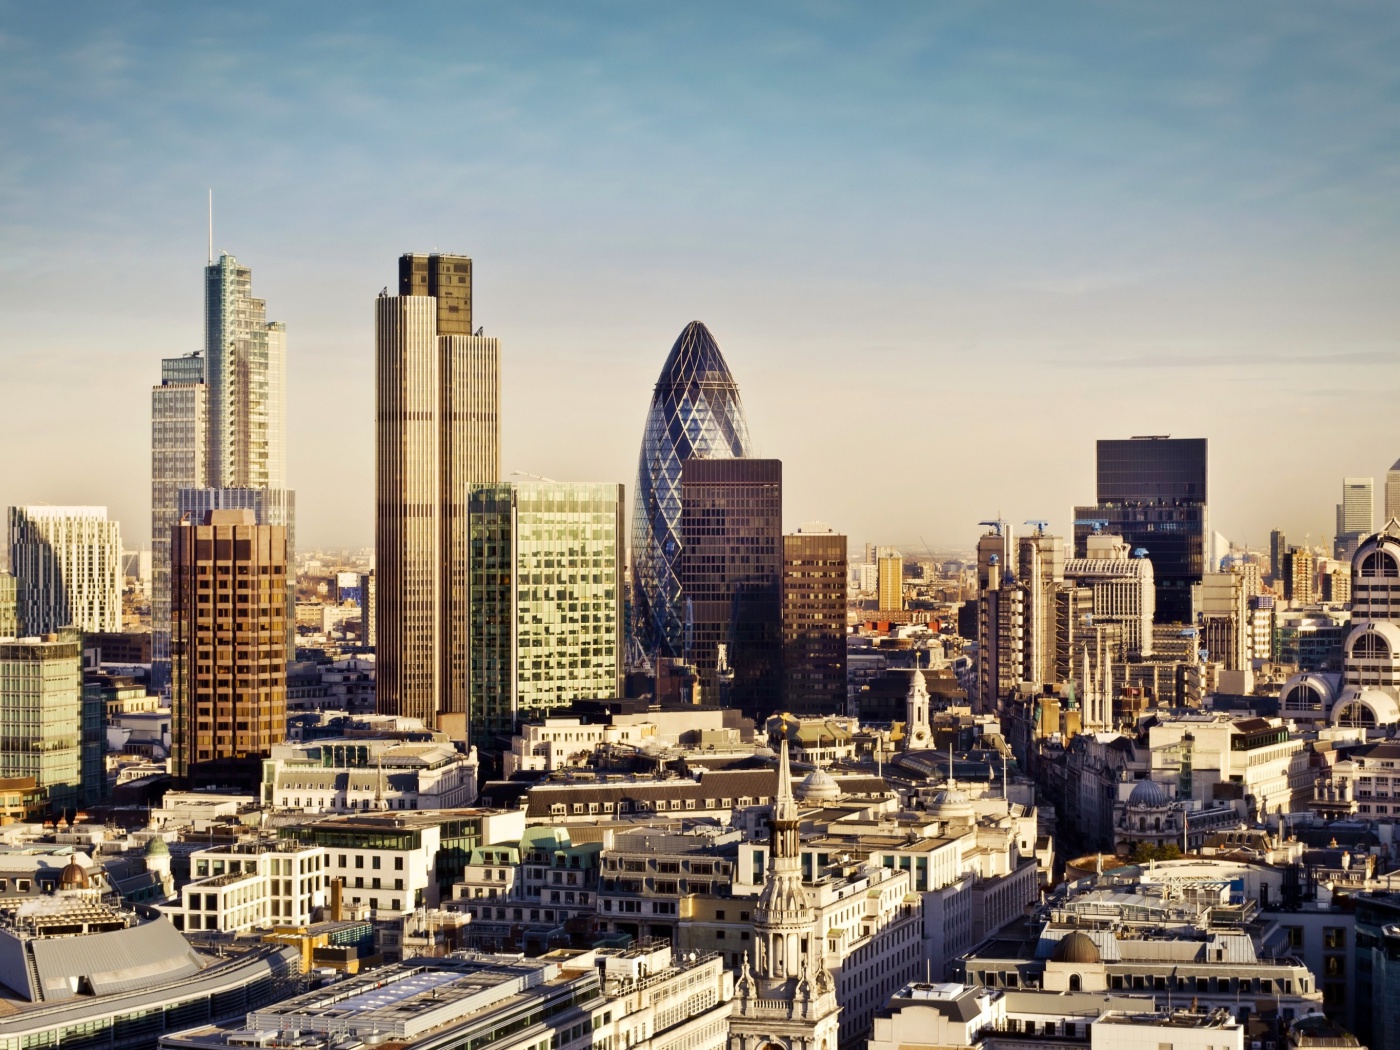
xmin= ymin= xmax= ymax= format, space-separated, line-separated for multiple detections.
xmin=632 ymin=321 xmax=752 ymax=658
xmin=468 ymin=482 xmax=623 ymax=742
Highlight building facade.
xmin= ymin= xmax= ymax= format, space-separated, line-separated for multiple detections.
xmin=466 ymin=481 xmax=623 ymax=743
xmin=7 ymin=506 xmax=123 ymax=636
xmin=782 ymin=527 xmax=848 ymax=716
xmin=375 ymin=254 xmax=500 ymax=738
xmin=171 ymin=509 xmax=289 ymax=789
xmin=0 ymin=634 xmax=83 ymax=811
xmin=679 ymin=458 xmax=782 ymax=716
xmin=151 ymin=351 xmax=207 ymax=684
xmin=1073 ymin=437 xmax=1208 ymax=624
xmin=632 ymin=321 xmax=752 ymax=659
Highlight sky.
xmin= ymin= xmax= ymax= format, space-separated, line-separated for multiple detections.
xmin=2 ymin=2 xmax=1399 ymax=555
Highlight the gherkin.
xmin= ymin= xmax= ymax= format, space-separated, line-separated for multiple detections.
xmin=632 ymin=321 xmax=752 ymax=658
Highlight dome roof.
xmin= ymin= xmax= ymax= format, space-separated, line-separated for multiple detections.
xmin=1051 ymin=931 xmax=1101 ymax=964
xmin=928 ymin=784 xmax=974 ymax=821
xmin=145 ymin=837 xmax=170 ymax=856
xmin=796 ymin=768 xmax=842 ymax=802
xmin=1127 ymin=779 xmax=1170 ymax=807
xmin=57 ymin=860 xmax=89 ymax=890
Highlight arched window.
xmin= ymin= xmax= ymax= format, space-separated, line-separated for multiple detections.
xmin=1285 ymin=685 xmax=1323 ymax=712
xmin=1069 ymin=974 xmax=1082 ymax=992
xmin=1353 ymin=632 xmax=1391 ymax=659
xmin=1336 ymin=701 xmax=1379 ymax=728
xmin=1361 ymin=551 xmax=1400 ymax=578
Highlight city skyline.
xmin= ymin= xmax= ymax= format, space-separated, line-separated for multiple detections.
xmin=4 ymin=5 xmax=1400 ymax=553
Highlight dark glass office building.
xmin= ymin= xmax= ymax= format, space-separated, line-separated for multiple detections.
xmin=632 ymin=322 xmax=752 ymax=659
xmin=782 ymin=530 xmax=848 ymax=716
xmin=1073 ymin=437 xmax=1208 ymax=624
xmin=679 ymin=458 xmax=782 ymax=718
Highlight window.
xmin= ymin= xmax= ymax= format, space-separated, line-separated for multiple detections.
xmin=1324 ymin=927 xmax=1346 ymax=950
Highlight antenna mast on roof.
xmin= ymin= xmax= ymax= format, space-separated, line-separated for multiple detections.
xmin=207 ymin=189 xmax=213 ymax=265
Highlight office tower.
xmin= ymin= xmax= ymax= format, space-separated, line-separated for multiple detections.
xmin=205 ymin=254 xmax=286 ymax=490
xmin=1387 ymin=461 xmax=1400 ymax=525
xmin=375 ymin=254 xmax=500 ymax=738
xmin=1247 ymin=596 xmax=1275 ymax=662
xmin=151 ymin=351 xmax=207 ymax=684
xmin=1284 ymin=547 xmax=1315 ymax=604
xmin=781 ymin=525 xmax=847 ymax=716
xmin=1018 ymin=531 xmax=1065 ymax=687
xmin=1336 ymin=477 xmax=1375 ymax=560
xmin=466 ymin=482 xmax=623 ymax=742
xmin=632 ymin=322 xmax=752 ymax=659
xmin=679 ymin=458 xmax=782 ymax=716
xmin=876 ymin=554 xmax=903 ymax=612
xmin=7 ymin=507 xmax=122 ymax=635
xmin=1323 ymin=568 xmax=1351 ymax=605
xmin=1063 ymin=534 xmax=1156 ymax=658
xmin=0 ymin=634 xmax=82 ymax=812
xmin=170 ymin=509 xmax=288 ymax=789
xmin=1198 ymin=571 xmax=1248 ymax=671
xmin=1073 ymin=436 xmax=1207 ymax=623
xmin=1270 ymin=528 xmax=1288 ymax=585
xmin=0 ymin=574 xmax=16 ymax=637
xmin=974 ymin=526 xmax=1018 ymax=713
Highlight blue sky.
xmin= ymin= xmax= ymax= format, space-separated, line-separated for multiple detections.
xmin=2 ymin=3 xmax=1399 ymax=552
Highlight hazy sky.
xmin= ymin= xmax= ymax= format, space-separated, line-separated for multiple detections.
xmin=3 ymin=3 xmax=1399 ymax=554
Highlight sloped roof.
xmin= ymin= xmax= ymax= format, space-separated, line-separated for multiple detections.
xmin=28 ymin=918 xmax=202 ymax=1001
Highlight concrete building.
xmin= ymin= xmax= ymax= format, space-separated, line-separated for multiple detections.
xmin=782 ymin=525 xmax=848 ymax=716
xmin=0 ymin=634 xmax=84 ymax=811
xmin=680 ymin=458 xmax=783 ymax=717
xmin=1198 ymin=570 xmax=1249 ymax=671
xmin=466 ymin=481 xmax=623 ymax=743
xmin=1286 ymin=547 xmax=1317 ymax=604
xmin=0 ymin=573 xmax=16 ymax=637
xmin=162 ymin=839 xmax=329 ymax=934
xmin=170 ymin=509 xmax=288 ymax=790
xmin=151 ymin=350 xmax=207 ymax=685
xmin=375 ymin=253 xmax=500 ymax=739
xmin=1337 ymin=477 xmax=1375 ymax=559
xmin=1387 ymin=462 xmax=1400 ymax=526
xmin=261 ymin=737 xmax=478 ymax=813
xmin=878 ymin=553 xmax=904 ymax=612
xmin=7 ymin=506 xmax=123 ymax=635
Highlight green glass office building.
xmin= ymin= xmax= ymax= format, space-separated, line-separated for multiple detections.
xmin=468 ymin=482 xmax=623 ymax=743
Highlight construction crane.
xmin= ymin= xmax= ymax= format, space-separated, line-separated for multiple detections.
xmin=978 ymin=519 xmax=1007 ymax=536
xmin=1073 ymin=518 xmax=1109 ymax=534
xmin=1024 ymin=519 xmax=1049 ymax=535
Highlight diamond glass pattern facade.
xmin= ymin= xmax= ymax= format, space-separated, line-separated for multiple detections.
xmin=632 ymin=321 xmax=752 ymax=658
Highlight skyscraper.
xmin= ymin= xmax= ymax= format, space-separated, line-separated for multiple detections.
xmin=876 ymin=554 xmax=903 ymax=613
xmin=632 ymin=321 xmax=752 ymax=659
xmin=782 ymin=525 xmax=847 ymax=716
xmin=375 ymin=253 xmax=500 ymax=738
xmin=467 ymin=482 xmax=623 ymax=742
xmin=7 ymin=507 xmax=123 ymax=635
xmin=1270 ymin=528 xmax=1288 ymax=585
xmin=1073 ymin=436 xmax=1208 ymax=623
xmin=1336 ymin=477 xmax=1375 ymax=559
xmin=1387 ymin=461 xmax=1400 ymax=525
xmin=0 ymin=574 xmax=17 ymax=637
xmin=171 ymin=509 xmax=288 ymax=789
xmin=679 ymin=458 xmax=782 ymax=717
xmin=205 ymin=254 xmax=286 ymax=490
xmin=151 ymin=351 xmax=207 ymax=684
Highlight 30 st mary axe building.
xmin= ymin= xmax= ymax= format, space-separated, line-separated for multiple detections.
xmin=679 ymin=458 xmax=782 ymax=717
xmin=466 ymin=482 xmax=623 ymax=742
xmin=1073 ymin=436 xmax=1207 ymax=624
xmin=171 ymin=509 xmax=288 ymax=789
xmin=632 ymin=322 xmax=751 ymax=659
xmin=376 ymin=253 xmax=500 ymax=738
xmin=782 ymin=525 xmax=847 ymax=716
xmin=7 ymin=506 xmax=123 ymax=635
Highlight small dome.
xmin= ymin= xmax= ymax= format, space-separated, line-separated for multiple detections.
xmin=57 ymin=860 xmax=89 ymax=890
xmin=1051 ymin=931 xmax=1101 ymax=964
xmin=145 ymin=837 xmax=170 ymax=856
xmin=796 ymin=768 xmax=841 ymax=802
xmin=1127 ymin=779 xmax=1169 ymax=807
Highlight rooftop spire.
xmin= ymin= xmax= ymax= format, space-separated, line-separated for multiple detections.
xmin=774 ymin=738 xmax=797 ymax=822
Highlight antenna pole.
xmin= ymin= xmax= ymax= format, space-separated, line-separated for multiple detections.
xmin=207 ymin=189 xmax=213 ymax=265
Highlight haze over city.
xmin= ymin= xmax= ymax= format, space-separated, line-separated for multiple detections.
xmin=4 ymin=2 xmax=1400 ymax=550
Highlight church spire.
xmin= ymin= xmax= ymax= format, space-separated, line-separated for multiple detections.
xmin=775 ymin=735 xmax=798 ymax=823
